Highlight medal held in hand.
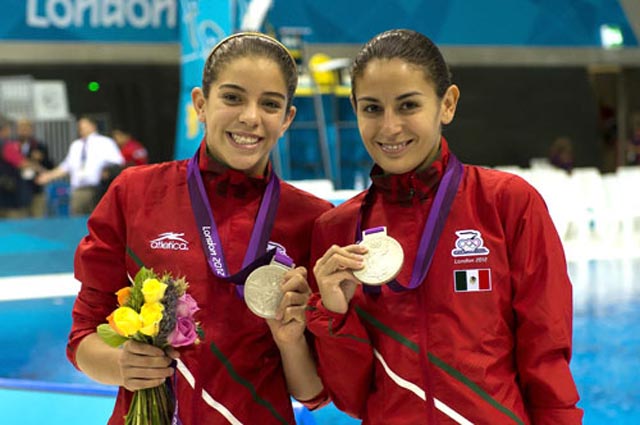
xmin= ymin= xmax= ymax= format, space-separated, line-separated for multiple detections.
xmin=244 ymin=251 xmax=294 ymax=319
xmin=353 ymin=226 xmax=404 ymax=286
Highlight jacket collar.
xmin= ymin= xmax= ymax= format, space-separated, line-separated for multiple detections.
xmin=197 ymin=140 xmax=270 ymax=199
xmin=370 ymin=137 xmax=450 ymax=204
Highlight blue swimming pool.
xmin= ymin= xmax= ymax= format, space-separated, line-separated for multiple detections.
xmin=572 ymin=300 xmax=640 ymax=423
xmin=2 ymin=258 xmax=640 ymax=424
xmin=0 ymin=295 xmax=357 ymax=424
xmin=0 ymin=296 xmax=99 ymax=386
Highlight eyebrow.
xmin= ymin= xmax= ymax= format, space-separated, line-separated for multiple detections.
xmin=218 ymin=83 xmax=286 ymax=100
xmin=356 ymin=91 xmax=423 ymax=103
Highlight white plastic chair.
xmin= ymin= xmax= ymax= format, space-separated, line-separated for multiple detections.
xmin=525 ymin=167 xmax=573 ymax=242
xmin=615 ymin=166 xmax=640 ymax=240
xmin=568 ymin=167 xmax=607 ymax=243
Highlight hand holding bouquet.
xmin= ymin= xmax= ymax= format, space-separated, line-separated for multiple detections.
xmin=97 ymin=267 xmax=203 ymax=425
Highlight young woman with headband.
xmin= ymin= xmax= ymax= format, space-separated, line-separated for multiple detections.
xmin=307 ymin=29 xmax=582 ymax=424
xmin=67 ymin=32 xmax=331 ymax=424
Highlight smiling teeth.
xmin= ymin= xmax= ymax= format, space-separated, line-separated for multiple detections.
xmin=231 ymin=134 xmax=259 ymax=145
xmin=380 ymin=142 xmax=407 ymax=152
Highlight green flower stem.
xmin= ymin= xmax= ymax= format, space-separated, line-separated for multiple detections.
xmin=123 ymin=384 xmax=172 ymax=425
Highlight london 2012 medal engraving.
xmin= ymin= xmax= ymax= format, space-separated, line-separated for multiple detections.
xmin=244 ymin=253 xmax=293 ymax=319
xmin=353 ymin=227 xmax=404 ymax=286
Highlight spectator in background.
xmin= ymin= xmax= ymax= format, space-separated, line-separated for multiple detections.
xmin=0 ymin=115 xmax=47 ymax=218
xmin=549 ymin=136 xmax=574 ymax=173
xmin=36 ymin=116 xmax=124 ymax=215
xmin=112 ymin=128 xmax=148 ymax=167
xmin=598 ymin=103 xmax=618 ymax=173
xmin=16 ymin=118 xmax=54 ymax=217
xmin=628 ymin=111 xmax=640 ymax=165
xmin=95 ymin=128 xmax=149 ymax=203
xmin=0 ymin=115 xmax=21 ymax=218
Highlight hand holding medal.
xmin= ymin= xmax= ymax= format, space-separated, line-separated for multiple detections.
xmin=314 ymin=227 xmax=405 ymax=313
xmin=313 ymin=243 xmax=368 ymax=314
xmin=245 ymin=251 xmax=314 ymax=344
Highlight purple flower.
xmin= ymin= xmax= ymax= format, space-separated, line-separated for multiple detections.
xmin=168 ymin=317 xmax=198 ymax=347
xmin=176 ymin=293 xmax=199 ymax=318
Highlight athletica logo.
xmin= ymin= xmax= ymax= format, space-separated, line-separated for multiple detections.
xmin=451 ymin=230 xmax=490 ymax=257
xmin=150 ymin=232 xmax=190 ymax=251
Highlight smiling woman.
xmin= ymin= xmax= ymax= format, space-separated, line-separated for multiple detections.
xmin=352 ymin=57 xmax=458 ymax=175
xmin=66 ymin=32 xmax=334 ymax=425
xmin=190 ymin=32 xmax=298 ymax=177
xmin=307 ymin=29 xmax=584 ymax=425
xmin=191 ymin=55 xmax=296 ymax=176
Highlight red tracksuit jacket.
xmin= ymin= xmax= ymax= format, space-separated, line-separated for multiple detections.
xmin=307 ymin=139 xmax=583 ymax=424
xmin=68 ymin=143 xmax=332 ymax=424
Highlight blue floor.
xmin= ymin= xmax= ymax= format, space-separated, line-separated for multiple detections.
xmin=1 ymin=217 xmax=639 ymax=424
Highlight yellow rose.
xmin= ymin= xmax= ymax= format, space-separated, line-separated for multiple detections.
xmin=116 ymin=287 xmax=131 ymax=306
xmin=139 ymin=302 xmax=164 ymax=336
xmin=108 ymin=306 xmax=142 ymax=337
xmin=141 ymin=278 xmax=168 ymax=304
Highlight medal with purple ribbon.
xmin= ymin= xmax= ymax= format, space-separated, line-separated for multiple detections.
xmin=356 ymin=154 xmax=464 ymax=293
xmin=353 ymin=226 xmax=404 ymax=285
xmin=244 ymin=251 xmax=295 ymax=318
xmin=187 ymin=147 xmax=281 ymax=297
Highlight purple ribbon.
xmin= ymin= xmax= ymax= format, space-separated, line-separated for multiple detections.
xmin=273 ymin=250 xmax=294 ymax=268
xmin=363 ymin=226 xmax=386 ymax=235
xmin=170 ymin=369 xmax=182 ymax=425
xmin=186 ymin=148 xmax=281 ymax=295
xmin=356 ymin=154 xmax=464 ymax=294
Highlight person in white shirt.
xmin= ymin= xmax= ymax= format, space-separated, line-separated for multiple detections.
xmin=37 ymin=116 xmax=124 ymax=215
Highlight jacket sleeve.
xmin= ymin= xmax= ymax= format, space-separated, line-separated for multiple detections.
xmin=305 ymin=218 xmax=374 ymax=419
xmin=295 ymin=383 xmax=330 ymax=411
xmin=67 ymin=174 xmax=129 ymax=368
xmin=502 ymin=176 xmax=583 ymax=424
xmin=306 ymin=295 xmax=374 ymax=419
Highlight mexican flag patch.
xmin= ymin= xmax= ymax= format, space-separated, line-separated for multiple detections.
xmin=454 ymin=269 xmax=492 ymax=292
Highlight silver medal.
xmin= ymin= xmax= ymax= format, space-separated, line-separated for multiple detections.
xmin=244 ymin=255 xmax=292 ymax=319
xmin=353 ymin=227 xmax=404 ymax=286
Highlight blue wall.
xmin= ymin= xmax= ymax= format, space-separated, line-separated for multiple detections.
xmin=267 ymin=0 xmax=638 ymax=47
xmin=0 ymin=0 xmax=178 ymax=42
xmin=1 ymin=1 xmax=637 ymax=47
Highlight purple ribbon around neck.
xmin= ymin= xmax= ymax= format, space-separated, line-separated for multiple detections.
xmin=356 ymin=154 xmax=464 ymax=294
xmin=176 ymin=150 xmax=288 ymax=424
xmin=186 ymin=148 xmax=281 ymax=296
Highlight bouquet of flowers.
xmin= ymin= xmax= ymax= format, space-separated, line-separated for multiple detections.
xmin=97 ymin=267 xmax=202 ymax=425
